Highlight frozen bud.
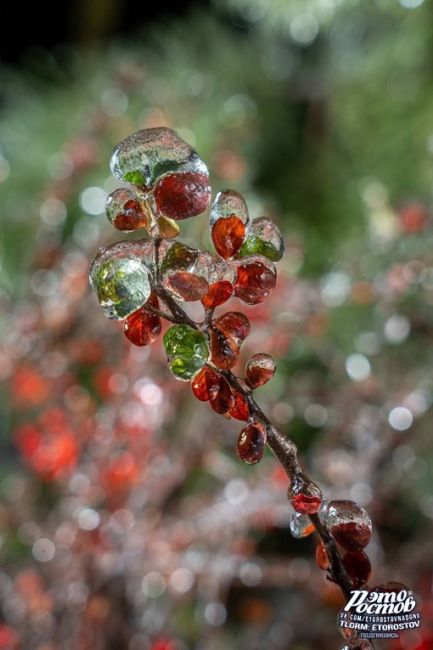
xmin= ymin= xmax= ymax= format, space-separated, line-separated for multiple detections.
xmin=89 ymin=241 xmax=153 ymax=320
xmin=326 ymin=500 xmax=372 ymax=551
xmin=105 ymin=187 xmax=153 ymax=232
xmin=237 ymin=421 xmax=267 ymax=465
xmin=245 ymin=353 xmax=276 ymax=389
xmin=288 ymin=474 xmax=322 ymax=515
xmin=160 ymin=242 xmax=209 ymax=301
xmin=289 ymin=512 xmax=315 ymax=538
xmin=110 ymin=127 xmax=208 ymax=189
xmin=234 ymin=255 xmax=276 ymax=305
xmin=239 ymin=216 xmax=284 ymax=262
xmin=342 ymin=550 xmax=371 ymax=589
xmin=163 ymin=325 xmax=209 ymax=381
xmin=210 ymin=190 xmax=249 ymax=259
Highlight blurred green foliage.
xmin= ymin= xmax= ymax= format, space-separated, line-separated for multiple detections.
xmin=1 ymin=0 xmax=433 ymax=292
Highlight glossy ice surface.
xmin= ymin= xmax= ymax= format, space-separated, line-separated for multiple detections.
xmin=234 ymin=255 xmax=277 ymax=305
xmin=163 ymin=324 xmax=209 ymax=381
xmin=237 ymin=421 xmax=267 ymax=465
xmin=245 ymin=353 xmax=276 ymax=388
xmin=110 ymin=127 xmax=208 ymax=189
xmin=289 ymin=512 xmax=315 ymax=538
xmin=160 ymin=242 xmax=209 ymax=301
xmin=325 ymin=500 xmax=372 ymax=551
xmin=105 ymin=187 xmax=152 ymax=232
xmin=239 ymin=217 xmax=284 ymax=262
xmin=210 ymin=190 xmax=249 ymax=227
xmin=288 ymin=474 xmax=323 ymax=515
xmin=89 ymin=241 xmax=153 ymax=319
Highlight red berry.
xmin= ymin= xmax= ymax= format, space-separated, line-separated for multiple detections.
xmin=210 ymin=375 xmax=234 ymax=414
xmin=326 ymin=500 xmax=372 ymax=551
xmin=315 ymin=542 xmax=331 ymax=571
xmin=234 ymin=258 xmax=276 ymax=305
xmin=123 ymin=294 xmax=161 ymax=346
xmin=229 ymin=390 xmax=250 ymax=421
xmin=210 ymin=328 xmax=239 ymax=370
xmin=291 ymin=493 xmax=322 ymax=514
xmin=245 ymin=353 xmax=276 ymax=389
xmin=154 ymin=172 xmax=211 ymax=220
xmin=288 ymin=475 xmax=322 ymax=515
xmin=211 ymin=216 xmax=246 ymax=258
xmin=210 ymin=312 xmax=249 ymax=369
xmin=343 ymin=551 xmax=371 ymax=588
xmin=237 ymin=421 xmax=266 ymax=465
xmin=191 ymin=366 xmax=234 ymax=414
xmin=191 ymin=366 xmax=220 ymax=401
xmin=214 ymin=311 xmax=250 ymax=344
xmin=115 ymin=199 xmax=149 ymax=231
xmin=166 ymin=271 xmax=209 ymax=301
xmin=106 ymin=188 xmax=152 ymax=232
xmin=201 ymin=280 xmax=233 ymax=309
xmin=331 ymin=522 xmax=372 ymax=552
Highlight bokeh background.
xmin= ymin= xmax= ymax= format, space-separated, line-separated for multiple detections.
xmin=1 ymin=1 xmax=433 ymax=648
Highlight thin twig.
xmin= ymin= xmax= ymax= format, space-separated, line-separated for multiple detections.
xmin=155 ymin=287 xmax=198 ymax=329
xmin=156 ymin=287 xmax=356 ymax=606
xmin=142 ymin=303 xmax=177 ymax=323
xmin=224 ymin=370 xmax=354 ymax=600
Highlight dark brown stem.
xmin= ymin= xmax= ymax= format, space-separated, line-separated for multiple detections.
xmin=142 ymin=303 xmax=177 ymax=323
xmin=224 ymin=370 xmax=353 ymax=600
xmin=155 ymin=287 xmax=198 ymax=329
xmin=309 ymin=513 xmax=353 ymax=599
xmin=204 ymin=307 xmax=215 ymax=329
xmin=156 ymin=287 xmax=355 ymax=605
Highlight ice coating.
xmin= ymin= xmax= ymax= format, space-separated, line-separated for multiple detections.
xmin=210 ymin=312 xmax=250 ymax=370
xmin=289 ymin=512 xmax=315 ymax=538
xmin=234 ymin=255 xmax=277 ymax=305
xmin=110 ymin=127 xmax=208 ymax=188
xmin=210 ymin=190 xmax=249 ymax=259
xmin=237 ymin=421 xmax=267 ymax=465
xmin=153 ymin=171 xmax=211 ymax=220
xmin=156 ymin=215 xmax=181 ymax=239
xmin=191 ymin=367 xmax=234 ymax=414
xmin=105 ymin=187 xmax=153 ymax=232
xmin=343 ymin=551 xmax=371 ymax=588
xmin=288 ymin=474 xmax=323 ymax=515
xmin=123 ymin=294 xmax=161 ymax=346
xmin=163 ymin=324 xmax=209 ymax=381
xmin=245 ymin=353 xmax=276 ymax=388
xmin=325 ymin=500 xmax=372 ymax=551
xmin=213 ymin=311 xmax=250 ymax=345
xmin=239 ymin=216 xmax=284 ymax=262
xmin=201 ymin=281 xmax=233 ymax=309
xmin=160 ymin=242 xmax=209 ymax=301
xmin=210 ymin=190 xmax=249 ymax=227
xmin=205 ymin=252 xmax=237 ymax=286
xmin=89 ymin=241 xmax=154 ymax=319
xmin=160 ymin=241 xmax=199 ymax=275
